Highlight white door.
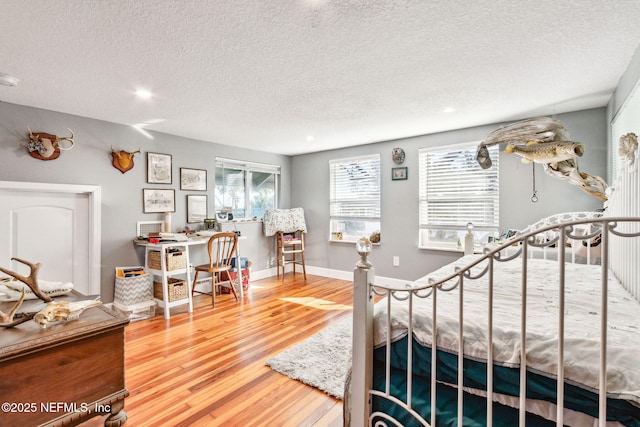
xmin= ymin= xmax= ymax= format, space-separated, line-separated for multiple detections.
xmin=0 ymin=182 xmax=101 ymax=296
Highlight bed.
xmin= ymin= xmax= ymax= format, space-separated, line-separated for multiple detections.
xmin=346 ymin=150 xmax=640 ymax=426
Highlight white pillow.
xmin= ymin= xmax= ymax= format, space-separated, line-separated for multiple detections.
xmin=0 ymin=280 xmax=74 ymax=301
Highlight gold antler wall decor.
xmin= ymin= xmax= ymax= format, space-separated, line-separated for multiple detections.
xmin=111 ymin=147 xmax=141 ymax=173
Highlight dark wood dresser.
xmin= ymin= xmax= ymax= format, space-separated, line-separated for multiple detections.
xmin=0 ymin=300 xmax=129 ymax=426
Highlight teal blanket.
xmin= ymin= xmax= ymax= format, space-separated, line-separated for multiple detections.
xmin=372 ymin=336 xmax=640 ymax=426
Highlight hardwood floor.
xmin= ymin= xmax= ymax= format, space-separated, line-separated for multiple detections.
xmin=82 ymin=273 xmax=352 ymax=427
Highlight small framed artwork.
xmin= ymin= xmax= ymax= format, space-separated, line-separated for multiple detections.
xmin=143 ymin=189 xmax=175 ymax=213
xmin=187 ymin=194 xmax=208 ymax=223
xmin=147 ymin=152 xmax=172 ymax=184
xmin=180 ymin=168 xmax=207 ymax=191
xmin=504 ymin=229 xmax=519 ymax=240
xmin=392 ymin=167 xmax=408 ymax=180
xmin=504 ymin=229 xmax=520 ymax=245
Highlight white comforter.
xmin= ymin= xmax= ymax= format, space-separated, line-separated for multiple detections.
xmin=373 ymin=255 xmax=640 ymax=403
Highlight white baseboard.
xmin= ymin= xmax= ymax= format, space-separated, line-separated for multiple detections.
xmin=251 ymin=268 xmax=276 ymax=281
xmin=305 ymin=265 xmax=352 ymax=281
xmin=255 ymin=264 xmax=410 ymax=288
xmin=307 ymin=266 xmax=411 ymax=287
xmin=193 ymin=278 xmax=213 ymax=294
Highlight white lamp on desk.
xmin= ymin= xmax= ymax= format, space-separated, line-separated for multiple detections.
xmin=464 ymin=222 xmax=474 ymax=255
xmin=163 ymin=212 xmax=172 ymax=233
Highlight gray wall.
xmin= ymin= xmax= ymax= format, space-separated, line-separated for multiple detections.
xmin=291 ymin=108 xmax=607 ymax=281
xmin=609 ymin=42 xmax=640 ymax=124
xmin=608 ymin=41 xmax=640 ymax=182
xmin=0 ymin=102 xmax=291 ymax=301
xmin=0 ymin=100 xmax=610 ymax=295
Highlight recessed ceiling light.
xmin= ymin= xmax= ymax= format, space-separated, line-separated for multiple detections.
xmin=0 ymin=72 xmax=19 ymax=87
xmin=306 ymin=135 xmax=315 ymax=142
xmin=135 ymin=89 xmax=153 ymax=99
xmin=443 ymin=107 xmax=456 ymax=113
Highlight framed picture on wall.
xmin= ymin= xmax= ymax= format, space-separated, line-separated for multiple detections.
xmin=391 ymin=167 xmax=408 ymax=180
xmin=187 ymin=194 xmax=208 ymax=223
xmin=147 ymin=152 xmax=172 ymax=184
xmin=180 ymin=168 xmax=207 ymax=191
xmin=143 ymin=189 xmax=175 ymax=213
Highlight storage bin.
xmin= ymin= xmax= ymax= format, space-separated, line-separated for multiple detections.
xmin=154 ymin=278 xmax=188 ymax=302
xmin=220 ymin=269 xmax=250 ymax=294
xmin=148 ymin=250 xmax=187 ymax=271
xmin=113 ymin=268 xmax=153 ymax=308
xmin=230 ymin=257 xmax=250 ymax=269
xmin=112 ymin=300 xmax=156 ymax=322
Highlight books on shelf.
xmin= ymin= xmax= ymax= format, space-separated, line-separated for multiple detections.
xmin=145 ymin=232 xmax=188 ymax=242
xmin=148 ymin=232 xmax=174 ymax=238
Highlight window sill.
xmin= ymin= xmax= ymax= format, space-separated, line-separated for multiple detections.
xmin=330 ymin=238 xmax=380 ymax=245
xmin=418 ymin=244 xmax=483 ymax=254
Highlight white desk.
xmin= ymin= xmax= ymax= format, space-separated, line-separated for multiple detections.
xmin=134 ymin=234 xmax=246 ymax=320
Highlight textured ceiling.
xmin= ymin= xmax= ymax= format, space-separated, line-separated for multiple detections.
xmin=2 ymin=1 xmax=640 ymax=155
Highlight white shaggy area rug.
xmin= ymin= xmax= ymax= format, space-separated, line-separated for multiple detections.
xmin=265 ymin=318 xmax=352 ymax=399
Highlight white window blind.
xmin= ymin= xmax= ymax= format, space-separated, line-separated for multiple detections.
xmin=329 ymin=154 xmax=381 ymax=242
xmin=419 ymin=143 xmax=499 ymax=248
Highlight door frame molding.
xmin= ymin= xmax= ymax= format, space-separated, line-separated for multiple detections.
xmin=0 ymin=181 xmax=101 ymax=295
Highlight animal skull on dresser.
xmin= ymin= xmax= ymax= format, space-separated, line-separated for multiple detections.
xmin=111 ymin=147 xmax=141 ymax=173
xmin=34 ymin=300 xmax=102 ymax=328
xmin=26 ymin=128 xmax=75 ymax=160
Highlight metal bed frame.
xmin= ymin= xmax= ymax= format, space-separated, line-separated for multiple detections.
xmin=349 ymin=151 xmax=640 ymax=426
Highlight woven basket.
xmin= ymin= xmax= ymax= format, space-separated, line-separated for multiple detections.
xmin=148 ymin=250 xmax=187 ymax=271
xmin=154 ymin=278 xmax=188 ymax=302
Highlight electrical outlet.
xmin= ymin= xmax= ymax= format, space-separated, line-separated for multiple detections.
xmin=393 ymin=256 xmax=400 ymax=267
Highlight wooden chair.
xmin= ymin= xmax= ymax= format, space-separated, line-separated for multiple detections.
xmin=192 ymin=232 xmax=239 ymax=307
xmin=276 ymin=230 xmax=306 ymax=280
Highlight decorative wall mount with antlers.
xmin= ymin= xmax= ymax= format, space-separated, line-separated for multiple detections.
xmin=111 ymin=147 xmax=141 ymax=173
xmin=26 ymin=128 xmax=75 ymax=160
xmin=0 ymin=258 xmax=100 ymax=328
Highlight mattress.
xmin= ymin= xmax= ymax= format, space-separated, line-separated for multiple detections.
xmin=371 ymin=255 xmax=640 ymax=425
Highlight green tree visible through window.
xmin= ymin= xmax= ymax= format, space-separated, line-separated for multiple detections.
xmin=329 ymin=154 xmax=381 ymax=242
xmin=215 ymin=159 xmax=279 ymax=219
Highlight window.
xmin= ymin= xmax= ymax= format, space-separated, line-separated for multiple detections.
xmin=419 ymin=143 xmax=499 ymax=249
xmin=215 ymin=158 xmax=280 ymax=219
xmin=329 ymin=154 xmax=381 ymax=242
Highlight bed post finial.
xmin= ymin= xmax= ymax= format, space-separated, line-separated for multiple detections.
xmin=352 ymin=238 xmax=374 ymax=425
xmin=356 ymin=237 xmax=372 ymax=268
